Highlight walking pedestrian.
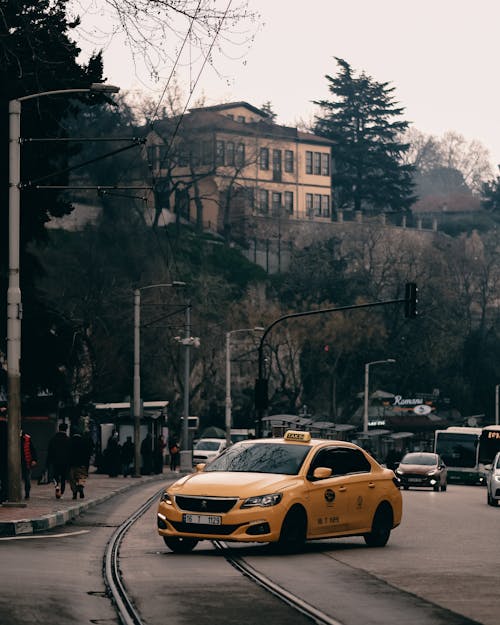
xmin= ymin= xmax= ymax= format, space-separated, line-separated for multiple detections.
xmin=121 ymin=435 xmax=135 ymax=477
xmin=20 ymin=429 xmax=37 ymax=499
xmin=47 ymin=423 xmax=71 ymax=499
xmin=69 ymin=428 xmax=89 ymax=500
xmin=169 ymin=439 xmax=180 ymax=472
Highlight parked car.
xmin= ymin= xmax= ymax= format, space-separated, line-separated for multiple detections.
xmin=157 ymin=430 xmax=403 ymax=553
xmin=395 ymin=452 xmax=447 ymax=491
xmin=486 ymin=451 xmax=500 ymax=506
xmin=192 ymin=438 xmax=228 ymax=466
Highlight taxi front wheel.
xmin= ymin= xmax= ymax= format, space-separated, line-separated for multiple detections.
xmin=363 ymin=505 xmax=392 ymax=548
xmin=275 ymin=507 xmax=307 ymax=553
xmin=163 ymin=536 xmax=199 ymax=553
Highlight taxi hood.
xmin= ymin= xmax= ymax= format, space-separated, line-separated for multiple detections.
xmin=170 ymin=471 xmax=299 ymax=496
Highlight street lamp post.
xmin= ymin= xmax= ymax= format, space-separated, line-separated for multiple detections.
xmin=225 ymin=327 xmax=264 ymax=446
xmin=363 ymin=359 xmax=396 ymax=435
xmin=495 ymin=384 xmax=499 ymax=426
xmin=6 ymin=83 xmax=119 ymax=505
xmin=133 ymin=282 xmax=185 ymax=477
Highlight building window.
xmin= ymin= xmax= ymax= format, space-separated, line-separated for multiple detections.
xmin=313 ymin=194 xmax=322 ymax=216
xmin=235 ymin=142 xmax=245 ymax=167
xmin=285 ymin=150 xmax=294 ymax=173
xmin=260 ymin=147 xmax=269 ymax=170
xmin=313 ymin=152 xmax=321 ymax=175
xmin=284 ymin=191 xmax=293 ymax=214
xmin=259 ymin=189 xmax=269 ymax=213
xmin=305 ymin=193 xmax=313 ymax=216
xmin=147 ymin=145 xmax=159 ymax=170
xmin=226 ymin=141 xmax=235 ymax=166
xmin=216 ymin=140 xmax=225 ymax=166
xmin=272 ymin=149 xmax=282 ymax=181
xmin=272 ymin=191 xmax=282 ymax=213
xmin=201 ymin=140 xmax=212 ymax=165
xmin=305 ymin=151 xmax=313 ymax=175
xmin=321 ymin=153 xmax=330 ymax=176
xmin=237 ymin=115 xmax=245 ymax=123
xmin=321 ymin=195 xmax=330 ymax=217
xmin=227 ymin=114 xmax=234 ymax=120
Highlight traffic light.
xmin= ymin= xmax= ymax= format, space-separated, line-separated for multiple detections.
xmin=405 ymin=282 xmax=418 ymax=318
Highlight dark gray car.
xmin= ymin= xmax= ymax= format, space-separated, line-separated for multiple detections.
xmin=395 ymin=452 xmax=447 ymax=491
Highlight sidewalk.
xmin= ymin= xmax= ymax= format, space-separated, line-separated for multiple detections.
xmin=0 ymin=468 xmax=181 ymax=537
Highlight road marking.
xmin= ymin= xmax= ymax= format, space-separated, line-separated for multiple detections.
xmin=0 ymin=529 xmax=90 ymax=541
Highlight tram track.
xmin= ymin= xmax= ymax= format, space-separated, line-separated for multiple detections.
xmin=103 ymin=489 xmax=344 ymax=625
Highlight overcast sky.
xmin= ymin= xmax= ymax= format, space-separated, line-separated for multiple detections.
xmin=89 ymin=0 xmax=500 ymax=171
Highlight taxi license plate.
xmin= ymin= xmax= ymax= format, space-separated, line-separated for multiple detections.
xmin=183 ymin=514 xmax=221 ymax=525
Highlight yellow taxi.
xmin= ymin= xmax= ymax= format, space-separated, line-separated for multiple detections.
xmin=157 ymin=431 xmax=402 ymax=553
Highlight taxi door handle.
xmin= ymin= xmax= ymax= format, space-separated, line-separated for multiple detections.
xmin=368 ymin=482 xmax=376 ymax=489
xmin=338 ymin=486 xmax=347 ymax=492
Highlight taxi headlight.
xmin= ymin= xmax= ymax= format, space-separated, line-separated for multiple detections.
xmin=395 ymin=468 xmax=403 ymax=475
xmin=160 ymin=491 xmax=173 ymax=505
xmin=241 ymin=493 xmax=283 ymax=508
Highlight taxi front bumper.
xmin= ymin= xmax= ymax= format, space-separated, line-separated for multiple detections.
xmin=157 ymin=500 xmax=284 ymax=543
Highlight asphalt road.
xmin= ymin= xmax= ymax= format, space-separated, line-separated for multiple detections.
xmin=0 ymin=480 xmax=498 ymax=625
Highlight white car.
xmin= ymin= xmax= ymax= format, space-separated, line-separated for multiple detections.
xmin=192 ymin=438 xmax=227 ymax=466
xmin=486 ymin=451 xmax=500 ymax=506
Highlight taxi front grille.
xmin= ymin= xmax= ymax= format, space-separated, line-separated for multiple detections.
xmin=175 ymin=495 xmax=238 ymax=513
xmin=171 ymin=521 xmax=240 ymax=535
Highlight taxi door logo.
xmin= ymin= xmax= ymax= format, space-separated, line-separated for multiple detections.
xmin=324 ymin=489 xmax=335 ymax=503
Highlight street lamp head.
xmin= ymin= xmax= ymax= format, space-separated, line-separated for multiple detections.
xmin=386 ymin=358 xmax=396 ymax=363
xmin=90 ymin=83 xmax=120 ymax=94
xmin=253 ymin=326 xmax=265 ymax=332
xmin=171 ymin=281 xmax=187 ymax=287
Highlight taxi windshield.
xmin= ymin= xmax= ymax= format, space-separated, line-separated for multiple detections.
xmin=204 ymin=442 xmax=310 ymax=475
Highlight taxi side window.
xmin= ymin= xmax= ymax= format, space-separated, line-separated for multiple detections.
xmin=309 ymin=448 xmax=370 ymax=479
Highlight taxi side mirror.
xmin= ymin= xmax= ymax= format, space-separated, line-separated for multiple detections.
xmin=194 ymin=463 xmax=206 ymax=472
xmin=313 ymin=467 xmax=332 ymax=479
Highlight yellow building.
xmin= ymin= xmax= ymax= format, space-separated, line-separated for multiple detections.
xmin=146 ymin=102 xmax=333 ymax=234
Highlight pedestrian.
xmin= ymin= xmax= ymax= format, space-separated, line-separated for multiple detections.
xmin=121 ymin=435 xmax=135 ymax=477
xmin=69 ymin=428 xmax=89 ymax=500
xmin=20 ymin=429 xmax=37 ymax=499
xmin=169 ymin=439 xmax=180 ymax=472
xmin=140 ymin=432 xmax=153 ymax=475
xmin=47 ymin=422 xmax=71 ymax=499
xmin=106 ymin=431 xmax=121 ymax=477
xmin=154 ymin=434 xmax=166 ymax=474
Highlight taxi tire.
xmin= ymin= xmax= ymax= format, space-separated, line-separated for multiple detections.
xmin=163 ymin=536 xmax=199 ymax=553
xmin=363 ymin=504 xmax=392 ymax=548
xmin=275 ymin=507 xmax=307 ymax=554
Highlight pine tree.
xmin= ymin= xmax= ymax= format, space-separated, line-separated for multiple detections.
xmin=0 ymin=0 xmax=105 ymax=399
xmin=314 ymin=58 xmax=416 ymax=213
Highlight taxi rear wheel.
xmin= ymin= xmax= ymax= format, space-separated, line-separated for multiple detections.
xmin=363 ymin=505 xmax=392 ymax=548
xmin=163 ymin=536 xmax=199 ymax=553
xmin=276 ymin=507 xmax=307 ymax=553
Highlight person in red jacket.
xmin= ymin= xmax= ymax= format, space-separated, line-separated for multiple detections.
xmin=20 ymin=430 xmax=37 ymax=500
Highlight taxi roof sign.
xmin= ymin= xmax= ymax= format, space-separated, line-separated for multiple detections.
xmin=284 ymin=430 xmax=311 ymax=442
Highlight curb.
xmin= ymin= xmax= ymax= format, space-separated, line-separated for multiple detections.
xmin=0 ymin=473 xmax=173 ymax=537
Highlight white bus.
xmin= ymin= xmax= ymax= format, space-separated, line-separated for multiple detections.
xmin=434 ymin=425 xmax=500 ymax=484
xmin=434 ymin=426 xmax=483 ymax=484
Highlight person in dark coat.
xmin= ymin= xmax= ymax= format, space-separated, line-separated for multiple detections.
xmin=69 ymin=429 xmax=90 ymax=499
xmin=140 ymin=432 xmax=153 ymax=475
xmin=169 ymin=439 xmax=180 ymax=472
xmin=47 ymin=423 xmax=71 ymax=499
xmin=121 ymin=436 xmax=135 ymax=477
xmin=106 ymin=431 xmax=121 ymax=477
xmin=20 ymin=430 xmax=37 ymax=499
xmin=153 ymin=434 xmax=166 ymax=474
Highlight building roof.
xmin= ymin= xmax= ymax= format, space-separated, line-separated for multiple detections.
xmin=150 ymin=104 xmax=333 ymax=147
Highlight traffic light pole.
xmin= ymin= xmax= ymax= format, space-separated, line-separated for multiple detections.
xmin=255 ymin=285 xmax=417 ymax=437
